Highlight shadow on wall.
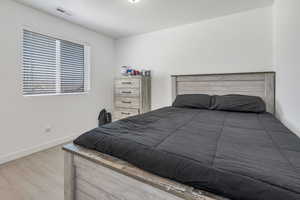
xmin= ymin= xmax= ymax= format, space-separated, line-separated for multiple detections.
xmin=276 ymin=100 xmax=300 ymax=137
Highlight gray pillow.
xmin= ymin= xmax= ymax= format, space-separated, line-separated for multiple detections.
xmin=172 ymin=94 xmax=211 ymax=109
xmin=211 ymin=94 xmax=266 ymax=113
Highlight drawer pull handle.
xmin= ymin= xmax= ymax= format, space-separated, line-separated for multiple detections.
xmin=122 ymin=82 xmax=132 ymax=85
xmin=121 ymin=91 xmax=132 ymax=94
xmin=121 ymin=112 xmax=131 ymax=115
xmin=122 ymin=101 xmax=132 ymax=104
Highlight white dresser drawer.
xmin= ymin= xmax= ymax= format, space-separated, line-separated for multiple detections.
xmin=115 ymin=97 xmax=140 ymax=109
xmin=115 ymin=79 xmax=140 ymax=88
xmin=114 ymin=108 xmax=139 ymax=120
xmin=115 ymin=88 xmax=140 ymax=97
xmin=113 ymin=76 xmax=151 ymax=120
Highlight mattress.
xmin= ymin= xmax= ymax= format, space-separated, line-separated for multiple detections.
xmin=74 ymin=107 xmax=300 ymax=200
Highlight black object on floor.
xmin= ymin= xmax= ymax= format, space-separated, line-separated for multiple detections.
xmin=98 ymin=109 xmax=112 ymax=126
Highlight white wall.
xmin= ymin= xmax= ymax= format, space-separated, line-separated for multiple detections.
xmin=2 ymin=0 xmax=298 ymax=164
xmin=116 ymin=7 xmax=273 ymax=110
xmin=0 ymin=0 xmax=115 ymax=163
xmin=274 ymin=0 xmax=300 ymax=136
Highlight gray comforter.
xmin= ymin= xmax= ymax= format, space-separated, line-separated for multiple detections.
xmin=74 ymin=107 xmax=300 ymax=200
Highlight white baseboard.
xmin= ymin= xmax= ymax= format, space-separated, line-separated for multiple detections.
xmin=0 ymin=134 xmax=80 ymax=165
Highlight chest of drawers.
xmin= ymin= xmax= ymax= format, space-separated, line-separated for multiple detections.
xmin=114 ymin=76 xmax=151 ymax=121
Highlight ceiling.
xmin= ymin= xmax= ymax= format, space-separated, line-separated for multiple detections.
xmin=15 ymin=0 xmax=274 ymax=39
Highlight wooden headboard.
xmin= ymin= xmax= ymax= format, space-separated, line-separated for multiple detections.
xmin=171 ymin=72 xmax=276 ymax=114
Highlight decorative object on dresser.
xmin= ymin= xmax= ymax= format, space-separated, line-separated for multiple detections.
xmin=114 ymin=76 xmax=151 ymax=120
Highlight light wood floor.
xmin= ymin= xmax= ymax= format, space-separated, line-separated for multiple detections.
xmin=0 ymin=145 xmax=64 ymax=200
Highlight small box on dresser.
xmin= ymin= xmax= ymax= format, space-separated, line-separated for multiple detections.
xmin=114 ymin=76 xmax=151 ymax=121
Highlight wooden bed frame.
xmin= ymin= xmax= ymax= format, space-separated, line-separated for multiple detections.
xmin=63 ymin=72 xmax=276 ymax=200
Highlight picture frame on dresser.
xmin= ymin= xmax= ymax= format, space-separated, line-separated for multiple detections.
xmin=113 ymin=76 xmax=151 ymax=121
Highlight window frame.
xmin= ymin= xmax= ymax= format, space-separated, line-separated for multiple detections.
xmin=20 ymin=26 xmax=91 ymax=97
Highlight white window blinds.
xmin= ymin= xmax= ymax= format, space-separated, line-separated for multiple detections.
xmin=22 ymin=30 xmax=90 ymax=96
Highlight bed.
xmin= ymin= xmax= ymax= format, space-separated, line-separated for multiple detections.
xmin=63 ymin=72 xmax=300 ymax=200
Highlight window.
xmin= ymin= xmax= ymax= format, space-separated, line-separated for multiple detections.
xmin=22 ymin=30 xmax=90 ymax=96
